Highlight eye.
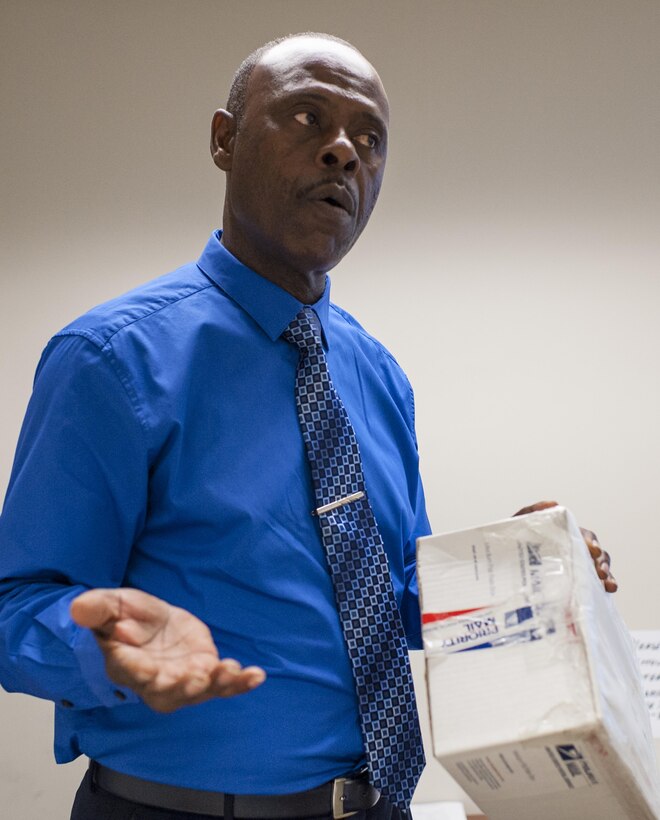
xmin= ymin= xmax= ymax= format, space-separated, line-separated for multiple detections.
xmin=294 ymin=111 xmax=318 ymax=126
xmin=355 ymin=133 xmax=379 ymax=150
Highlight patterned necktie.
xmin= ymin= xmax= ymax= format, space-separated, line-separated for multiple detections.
xmin=283 ymin=306 xmax=425 ymax=810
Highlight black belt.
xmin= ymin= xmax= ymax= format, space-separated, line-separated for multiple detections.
xmin=91 ymin=761 xmax=380 ymax=819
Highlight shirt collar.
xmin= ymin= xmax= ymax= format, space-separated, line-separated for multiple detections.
xmin=197 ymin=230 xmax=331 ymax=346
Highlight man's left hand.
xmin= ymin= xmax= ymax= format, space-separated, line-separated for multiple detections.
xmin=513 ymin=500 xmax=618 ymax=593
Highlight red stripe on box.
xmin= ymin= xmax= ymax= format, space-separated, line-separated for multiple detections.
xmin=422 ymin=606 xmax=487 ymax=625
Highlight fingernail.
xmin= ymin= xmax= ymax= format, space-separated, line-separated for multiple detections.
xmin=249 ymin=672 xmax=266 ymax=688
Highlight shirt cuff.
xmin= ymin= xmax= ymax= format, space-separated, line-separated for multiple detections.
xmin=72 ymin=625 xmax=139 ymax=709
xmin=33 ymin=589 xmax=138 ymax=710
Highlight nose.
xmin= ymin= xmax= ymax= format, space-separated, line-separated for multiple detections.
xmin=317 ymin=130 xmax=360 ymax=174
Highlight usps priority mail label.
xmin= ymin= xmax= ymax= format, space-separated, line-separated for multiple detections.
xmin=421 ymin=537 xmax=570 ymax=658
xmin=422 ymin=599 xmax=557 ymax=656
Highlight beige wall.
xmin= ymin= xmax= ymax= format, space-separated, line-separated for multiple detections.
xmin=1 ymin=1 xmax=659 ymax=816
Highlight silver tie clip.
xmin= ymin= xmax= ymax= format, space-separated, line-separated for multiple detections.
xmin=313 ymin=491 xmax=365 ymax=516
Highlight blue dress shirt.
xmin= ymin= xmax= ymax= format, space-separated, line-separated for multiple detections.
xmin=0 ymin=231 xmax=430 ymax=795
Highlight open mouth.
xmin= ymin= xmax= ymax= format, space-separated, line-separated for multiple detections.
xmin=308 ymin=183 xmax=355 ymax=216
xmin=323 ymin=196 xmax=345 ymax=210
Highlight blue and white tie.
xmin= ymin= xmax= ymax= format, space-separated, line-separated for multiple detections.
xmin=283 ymin=307 xmax=425 ymax=810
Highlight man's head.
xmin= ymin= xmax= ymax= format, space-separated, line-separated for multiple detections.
xmin=225 ymin=33 xmax=357 ymax=129
xmin=211 ymin=33 xmax=389 ymax=301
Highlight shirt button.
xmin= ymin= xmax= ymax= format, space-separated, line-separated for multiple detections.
xmin=113 ymin=690 xmax=127 ymax=701
xmin=60 ymin=699 xmax=74 ymax=708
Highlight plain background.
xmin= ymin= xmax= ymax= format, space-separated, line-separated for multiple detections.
xmin=1 ymin=1 xmax=659 ymax=816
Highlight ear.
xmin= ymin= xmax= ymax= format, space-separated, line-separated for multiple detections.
xmin=210 ymin=109 xmax=236 ymax=171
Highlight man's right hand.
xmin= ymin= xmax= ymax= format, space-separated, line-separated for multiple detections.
xmin=70 ymin=588 xmax=266 ymax=712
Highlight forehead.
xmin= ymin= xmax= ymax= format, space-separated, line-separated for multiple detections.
xmin=248 ymin=38 xmax=389 ymax=123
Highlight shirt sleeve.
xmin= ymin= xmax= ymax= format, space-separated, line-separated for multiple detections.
xmin=401 ymin=469 xmax=431 ymax=651
xmin=0 ymin=333 xmax=148 ymax=709
xmin=397 ymin=376 xmax=431 ymax=652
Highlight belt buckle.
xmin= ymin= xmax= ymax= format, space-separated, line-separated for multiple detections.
xmin=332 ymin=776 xmax=358 ymax=819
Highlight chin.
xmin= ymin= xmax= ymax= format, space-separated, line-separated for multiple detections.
xmin=296 ymin=232 xmax=357 ymax=273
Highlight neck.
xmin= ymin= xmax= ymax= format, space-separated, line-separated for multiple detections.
xmin=258 ymin=266 xmax=327 ymax=304
xmin=220 ymin=231 xmax=328 ymax=304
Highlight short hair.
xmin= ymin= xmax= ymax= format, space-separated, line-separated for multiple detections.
xmin=226 ymin=32 xmax=360 ymax=127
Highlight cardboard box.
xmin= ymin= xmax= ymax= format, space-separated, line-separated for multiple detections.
xmin=417 ymin=506 xmax=660 ymax=819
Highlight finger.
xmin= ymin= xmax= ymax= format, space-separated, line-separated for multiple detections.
xmin=143 ymin=684 xmax=213 ymax=713
xmin=72 ymin=588 xmax=171 ymax=644
xmin=580 ymin=528 xmax=598 ymax=544
xmin=586 ymin=542 xmax=602 ymax=559
xmin=70 ymin=589 xmax=124 ymax=635
xmin=209 ymin=662 xmax=266 ymax=697
xmin=148 ymin=654 xmax=237 ymax=689
xmin=604 ymin=576 xmax=618 ymax=593
xmin=598 ymin=559 xmax=617 ymax=590
xmin=116 ymin=651 xmax=220 ymax=710
xmin=580 ymin=527 xmax=602 ymax=558
xmin=142 ymin=662 xmax=266 ymax=712
xmin=589 ymin=545 xmax=617 ymax=594
xmin=513 ymin=500 xmax=558 ymax=517
xmin=151 ymin=660 xmax=217 ymax=701
xmin=596 ymin=554 xmax=612 ymax=580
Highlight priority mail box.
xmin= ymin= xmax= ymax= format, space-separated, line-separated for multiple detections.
xmin=417 ymin=506 xmax=660 ymax=819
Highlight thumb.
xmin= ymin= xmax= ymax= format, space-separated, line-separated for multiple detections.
xmin=70 ymin=588 xmax=123 ymax=635
xmin=71 ymin=587 xmax=172 ymax=644
xmin=512 ymin=500 xmax=558 ymax=517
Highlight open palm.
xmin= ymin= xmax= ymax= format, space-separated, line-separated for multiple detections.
xmin=71 ymin=588 xmax=266 ymax=712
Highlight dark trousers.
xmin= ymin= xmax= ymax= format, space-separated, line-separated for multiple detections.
xmin=70 ymin=770 xmax=411 ymax=820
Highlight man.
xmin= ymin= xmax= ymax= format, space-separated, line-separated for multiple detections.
xmin=0 ymin=32 xmax=615 ymax=820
